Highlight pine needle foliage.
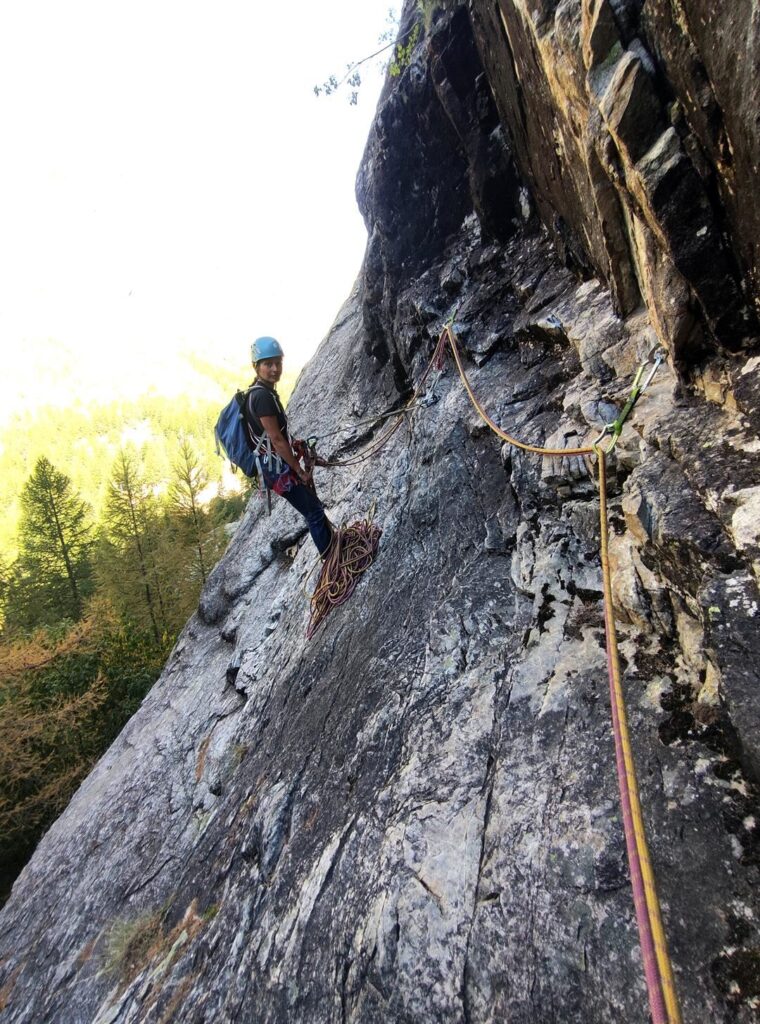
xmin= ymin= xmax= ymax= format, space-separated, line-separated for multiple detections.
xmin=168 ymin=436 xmax=215 ymax=585
xmin=99 ymin=448 xmax=168 ymax=644
xmin=7 ymin=458 xmax=94 ymax=630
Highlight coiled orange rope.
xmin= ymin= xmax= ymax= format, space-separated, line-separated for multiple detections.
xmin=306 ymin=517 xmax=382 ymax=638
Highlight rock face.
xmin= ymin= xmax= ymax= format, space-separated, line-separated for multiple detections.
xmin=470 ymin=0 xmax=760 ymax=359
xmin=1 ymin=3 xmax=759 ymax=1022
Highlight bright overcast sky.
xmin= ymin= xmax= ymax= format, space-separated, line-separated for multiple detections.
xmin=0 ymin=1 xmax=399 ymax=410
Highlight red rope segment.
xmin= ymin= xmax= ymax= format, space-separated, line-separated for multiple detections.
xmin=306 ymin=519 xmax=382 ymax=639
xmin=596 ymin=448 xmax=682 ymax=1024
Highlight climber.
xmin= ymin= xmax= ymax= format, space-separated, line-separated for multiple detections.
xmin=246 ymin=336 xmax=334 ymax=557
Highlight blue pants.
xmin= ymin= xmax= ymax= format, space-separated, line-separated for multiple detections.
xmin=281 ymin=483 xmax=333 ymax=556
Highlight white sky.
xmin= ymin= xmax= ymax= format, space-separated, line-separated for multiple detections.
xmin=0 ymin=1 xmax=399 ymax=412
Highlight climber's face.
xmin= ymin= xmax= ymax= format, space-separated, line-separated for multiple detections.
xmin=256 ymin=357 xmax=283 ymax=385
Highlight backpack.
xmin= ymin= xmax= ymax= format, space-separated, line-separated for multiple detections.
xmin=214 ymin=386 xmax=260 ymax=478
xmin=214 ymin=384 xmax=292 ymax=481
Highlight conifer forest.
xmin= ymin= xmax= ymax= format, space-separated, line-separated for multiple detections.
xmin=0 ymin=368 xmax=296 ymax=901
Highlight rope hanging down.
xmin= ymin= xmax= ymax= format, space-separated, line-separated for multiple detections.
xmin=443 ymin=324 xmax=680 ymax=1024
xmin=446 ymin=324 xmax=680 ymax=1024
xmin=305 ymin=323 xmax=680 ymax=1023
xmin=596 ymin=448 xmax=682 ymax=1024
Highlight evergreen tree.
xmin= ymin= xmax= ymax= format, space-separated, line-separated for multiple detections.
xmin=168 ymin=436 xmax=213 ymax=584
xmin=0 ymin=599 xmax=167 ymax=900
xmin=10 ymin=457 xmax=94 ymax=629
xmin=99 ymin=448 xmax=167 ymax=643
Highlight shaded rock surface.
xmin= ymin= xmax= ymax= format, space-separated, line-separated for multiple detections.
xmin=1 ymin=3 xmax=759 ymax=1022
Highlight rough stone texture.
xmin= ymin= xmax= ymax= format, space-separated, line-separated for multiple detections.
xmin=1 ymin=3 xmax=759 ymax=1022
xmin=469 ymin=0 xmax=759 ymax=358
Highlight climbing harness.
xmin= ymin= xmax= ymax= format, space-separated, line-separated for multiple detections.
xmin=243 ymin=383 xmax=303 ymax=516
xmin=246 ymin=384 xmax=291 ymax=478
xmin=301 ymin=323 xmax=681 ymax=1023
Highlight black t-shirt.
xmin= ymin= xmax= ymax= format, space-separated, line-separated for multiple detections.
xmin=246 ymin=382 xmax=288 ymax=440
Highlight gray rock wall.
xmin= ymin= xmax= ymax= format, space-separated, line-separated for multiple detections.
xmin=469 ymin=0 xmax=759 ymax=358
xmin=0 ymin=3 xmax=758 ymax=1022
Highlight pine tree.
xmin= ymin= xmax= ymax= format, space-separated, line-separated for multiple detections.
xmin=99 ymin=448 xmax=166 ymax=643
xmin=12 ymin=457 xmax=94 ymax=628
xmin=168 ymin=436 xmax=214 ymax=584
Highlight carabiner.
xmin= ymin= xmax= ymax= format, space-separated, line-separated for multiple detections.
xmin=639 ymin=346 xmax=665 ymax=393
xmin=419 ymin=368 xmax=443 ymax=408
xmin=593 ymin=346 xmax=666 ymax=453
xmin=593 ymin=420 xmax=620 ymax=452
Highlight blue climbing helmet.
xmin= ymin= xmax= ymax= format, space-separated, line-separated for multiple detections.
xmin=251 ymin=336 xmax=284 ymax=363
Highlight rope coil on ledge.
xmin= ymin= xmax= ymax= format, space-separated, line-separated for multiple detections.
xmin=306 ymin=518 xmax=382 ymax=639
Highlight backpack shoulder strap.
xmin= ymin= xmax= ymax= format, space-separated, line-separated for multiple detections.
xmin=236 ymin=385 xmax=261 ymax=451
xmin=244 ymin=383 xmax=292 ymax=464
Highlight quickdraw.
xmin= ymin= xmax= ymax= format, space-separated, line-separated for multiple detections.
xmin=594 ymin=346 xmax=665 ymax=452
xmin=309 ymin=372 xmax=444 ymax=457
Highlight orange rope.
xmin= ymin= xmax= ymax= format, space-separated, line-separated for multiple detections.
xmin=310 ymin=323 xmax=680 ymax=1020
xmin=306 ymin=518 xmax=382 ymax=638
xmin=444 ymin=325 xmax=595 ymax=456
xmin=597 ymin=448 xmax=682 ymax=1024
xmin=444 ymin=323 xmax=680 ymax=1022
